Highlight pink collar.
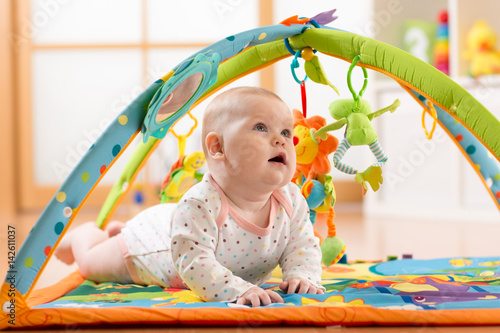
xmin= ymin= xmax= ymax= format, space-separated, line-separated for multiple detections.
xmin=209 ymin=175 xmax=293 ymax=236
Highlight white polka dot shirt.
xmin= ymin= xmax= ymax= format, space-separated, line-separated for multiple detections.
xmin=170 ymin=173 xmax=323 ymax=302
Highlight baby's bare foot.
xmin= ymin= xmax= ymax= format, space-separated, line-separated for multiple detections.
xmin=54 ymin=229 xmax=76 ymax=265
xmin=55 ymin=222 xmax=100 ymax=265
xmin=105 ymin=221 xmax=125 ymax=237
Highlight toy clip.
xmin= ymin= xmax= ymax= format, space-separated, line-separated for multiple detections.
xmin=347 ymin=55 xmax=368 ymax=105
xmin=422 ymin=100 xmax=438 ymax=140
xmin=169 ymin=112 xmax=198 ymax=156
xmin=290 ymin=50 xmax=308 ymax=84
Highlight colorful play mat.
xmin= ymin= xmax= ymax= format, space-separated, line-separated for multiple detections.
xmin=5 ymin=257 xmax=500 ymax=328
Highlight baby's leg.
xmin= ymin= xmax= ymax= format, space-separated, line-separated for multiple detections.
xmin=56 ymin=221 xmax=125 ymax=265
xmin=70 ymin=222 xmax=133 ymax=284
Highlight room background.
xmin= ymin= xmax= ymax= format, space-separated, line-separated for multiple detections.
xmin=1 ymin=0 xmax=498 ymax=225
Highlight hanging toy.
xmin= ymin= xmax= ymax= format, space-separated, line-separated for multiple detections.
xmin=288 ymin=45 xmax=340 ymax=98
xmin=159 ymin=112 xmax=205 ymax=203
xmin=286 ymin=29 xmax=340 ymax=119
xmin=287 ymin=42 xmax=345 ymax=265
xmin=293 ymin=108 xmax=345 ymax=266
xmin=312 ymin=55 xmax=401 ymax=193
xmin=303 ymin=47 xmax=339 ymax=95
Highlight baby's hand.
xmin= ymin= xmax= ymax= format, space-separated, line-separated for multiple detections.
xmin=236 ymin=286 xmax=284 ymax=307
xmin=280 ymin=277 xmax=324 ymax=295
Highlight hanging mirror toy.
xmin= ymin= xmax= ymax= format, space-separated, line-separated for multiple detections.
xmin=142 ymin=51 xmax=220 ymax=142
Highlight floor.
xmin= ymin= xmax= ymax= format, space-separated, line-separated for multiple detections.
xmin=16 ymin=326 xmax=500 ymax=333
xmin=2 ymin=204 xmax=500 ymax=332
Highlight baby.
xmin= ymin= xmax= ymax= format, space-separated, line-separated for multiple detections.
xmin=56 ymin=86 xmax=324 ymax=307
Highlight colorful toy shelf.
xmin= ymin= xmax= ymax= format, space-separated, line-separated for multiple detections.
xmin=373 ymin=0 xmax=500 ymax=79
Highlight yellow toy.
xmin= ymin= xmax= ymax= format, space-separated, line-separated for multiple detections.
xmin=464 ymin=20 xmax=500 ymax=77
xmin=292 ymin=109 xmax=345 ymax=266
xmin=293 ymin=109 xmax=338 ymax=184
xmin=159 ymin=112 xmax=205 ymax=203
xmin=159 ymin=151 xmax=205 ymax=203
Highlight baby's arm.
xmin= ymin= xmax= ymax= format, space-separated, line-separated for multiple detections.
xmin=171 ymin=198 xmax=282 ymax=305
xmin=278 ymin=186 xmax=325 ymax=293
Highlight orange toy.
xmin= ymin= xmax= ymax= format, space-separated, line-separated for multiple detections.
xmin=292 ymin=109 xmax=338 ymax=184
xmin=292 ymin=109 xmax=345 ymax=266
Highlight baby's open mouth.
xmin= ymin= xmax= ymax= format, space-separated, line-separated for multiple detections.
xmin=268 ymin=152 xmax=287 ymax=165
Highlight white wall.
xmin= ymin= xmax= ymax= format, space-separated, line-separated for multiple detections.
xmin=30 ymin=0 xmax=261 ymax=185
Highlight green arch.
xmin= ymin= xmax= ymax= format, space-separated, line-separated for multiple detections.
xmin=209 ymin=28 xmax=500 ymax=159
xmin=98 ymin=27 xmax=500 ymax=228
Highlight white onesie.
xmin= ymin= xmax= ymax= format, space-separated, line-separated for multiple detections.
xmin=119 ymin=173 xmax=323 ymax=302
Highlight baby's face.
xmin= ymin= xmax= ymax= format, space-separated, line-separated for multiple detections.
xmin=220 ymin=95 xmax=296 ymax=191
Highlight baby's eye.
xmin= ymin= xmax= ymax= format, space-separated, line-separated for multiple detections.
xmin=281 ymin=129 xmax=291 ymax=138
xmin=254 ymin=124 xmax=267 ymax=132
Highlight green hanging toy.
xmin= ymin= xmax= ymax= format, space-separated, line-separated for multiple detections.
xmin=302 ymin=47 xmax=340 ymax=95
xmin=313 ymin=55 xmax=401 ymax=193
xmin=290 ymin=46 xmax=340 ymax=96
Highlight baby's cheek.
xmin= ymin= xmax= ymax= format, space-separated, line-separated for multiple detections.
xmin=287 ymin=147 xmax=297 ymax=165
xmin=287 ymin=156 xmax=297 ymax=178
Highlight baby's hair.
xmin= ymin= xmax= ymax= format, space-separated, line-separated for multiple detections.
xmin=202 ymin=86 xmax=285 ymax=156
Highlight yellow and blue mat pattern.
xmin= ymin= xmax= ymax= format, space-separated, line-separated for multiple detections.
xmin=10 ymin=256 xmax=500 ymax=328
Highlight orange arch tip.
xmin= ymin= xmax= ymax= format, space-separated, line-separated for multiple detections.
xmin=279 ymin=15 xmax=310 ymax=26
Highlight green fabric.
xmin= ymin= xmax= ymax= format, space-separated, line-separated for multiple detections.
xmin=329 ymin=99 xmax=377 ymax=145
xmin=200 ymin=39 xmax=291 ymax=98
xmin=320 ymin=236 xmax=345 ymax=266
xmin=304 ymin=55 xmax=339 ymax=94
xmin=346 ymin=113 xmax=378 ymax=145
xmin=96 ymin=137 xmax=158 ymax=227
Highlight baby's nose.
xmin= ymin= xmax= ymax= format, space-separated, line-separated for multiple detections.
xmin=274 ymin=135 xmax=286 ymax=146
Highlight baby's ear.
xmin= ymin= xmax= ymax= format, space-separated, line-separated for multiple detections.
xmin=205 ymin=132 xmax=224 ymax=160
